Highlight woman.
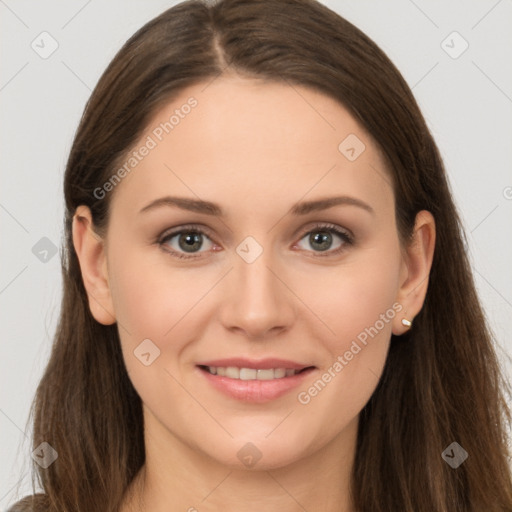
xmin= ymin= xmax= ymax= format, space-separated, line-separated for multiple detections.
xmin=8 ymin=0 xmax=512 ymax=510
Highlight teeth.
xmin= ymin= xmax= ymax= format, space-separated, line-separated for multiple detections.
xmin=206 ymin=366 xmax=302 ymax=380
xmin=256 ymin=369 xmax=274 ymax=380
xmin=225 ymin=366 xmax=239 ymax=379
xmin=239 ymin=368 xmax=257 ymax=380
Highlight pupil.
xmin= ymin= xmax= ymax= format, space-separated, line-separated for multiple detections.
xmin=179 ymin=232 xmax=202 ymax=252
xmin=311 ymin=231 xmax=331 ymax=251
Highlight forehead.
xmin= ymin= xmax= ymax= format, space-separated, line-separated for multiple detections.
xmin=108 ymin=76 xmax=392 ymax=220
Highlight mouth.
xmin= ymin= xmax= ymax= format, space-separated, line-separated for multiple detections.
xmin=195 ymin=360 xmax=317 ymax=402
xmin=197 ymin=365 xmax=314 ymax=380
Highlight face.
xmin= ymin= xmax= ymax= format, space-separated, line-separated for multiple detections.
xmin=83 ymin=75 xmax=414 ymax=470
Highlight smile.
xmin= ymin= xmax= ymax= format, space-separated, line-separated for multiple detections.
xmin=196 ymin=362 xmax=317 ymax=402
xmin=199 ymin=365 xmax=310 ymax=380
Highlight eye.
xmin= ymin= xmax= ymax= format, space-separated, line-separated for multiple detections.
xmin=294 ymin=223 xmax=353 ymax=257
xmin=157 ymin=222 xmax=354 ymax=260
xmin=158 ymin=224 xmax=216 ymax=260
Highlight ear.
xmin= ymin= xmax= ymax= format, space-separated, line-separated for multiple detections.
xmin=72 ymin=205 xmax=116 ymax=325
xmin=393 ymin=210 xmax=436 ymax=335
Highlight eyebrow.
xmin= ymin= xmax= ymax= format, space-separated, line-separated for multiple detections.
xmin=138 ymin=195 xmax=375 ymax=216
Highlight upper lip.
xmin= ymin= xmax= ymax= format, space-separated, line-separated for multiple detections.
xmin=196 ymin=358 xmax=315 ymax=370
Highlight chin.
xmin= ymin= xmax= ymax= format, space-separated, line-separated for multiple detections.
xmin=205 ymin=433 xmax=313 ymax=471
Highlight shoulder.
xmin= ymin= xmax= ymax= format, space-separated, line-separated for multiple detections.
xmin=5 ymin=494 xmax=48 ymax=512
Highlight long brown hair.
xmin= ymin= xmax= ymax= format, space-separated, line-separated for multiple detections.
xmin=10 ymin=0 xmax=512 ymax=510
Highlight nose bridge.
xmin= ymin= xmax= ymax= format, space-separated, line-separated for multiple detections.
xmin=237 ymin=237 xmax=276 ymax=293
xmin=219 ymin=233 xmax=295 ymax=336
xmin=235 ymin=234 xmax=281 ymax=304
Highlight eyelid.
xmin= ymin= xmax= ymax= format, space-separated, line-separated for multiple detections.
xmin=294 ymin=221 xmax=354 ymax=243
xmin=158 ymin=223 xmax=217 ymax=241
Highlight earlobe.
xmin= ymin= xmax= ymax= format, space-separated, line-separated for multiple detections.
xmin=393 ymin=210 xmax=436 ymax=336
xmin=72 ymin=205 xmax=116 ymax=325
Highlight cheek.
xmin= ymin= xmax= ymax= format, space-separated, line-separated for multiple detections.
xmin=109 ymin=247 xmax=210 ymax=339
xmin=304 ymin=247 xmax=401 ymax=355
xmin=108 ymin=247 xmax=224 ymax=396
xmin=295 ymin=240 xmax=401 ymax=414
xmin=338 ymin=268 xmax=398 ymax=347
xmin=109 ymin=251 xmax=207 ymax=400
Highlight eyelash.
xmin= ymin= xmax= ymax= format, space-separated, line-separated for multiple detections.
xmin=157 ymin=223 xmax=354 ymax=260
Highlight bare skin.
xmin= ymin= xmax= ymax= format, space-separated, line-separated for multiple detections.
xmin=72 ymin=75 xmax=435 ymax=512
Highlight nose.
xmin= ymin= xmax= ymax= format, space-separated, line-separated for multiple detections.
xmin=218 ymin=241 xmax=296 ymax=340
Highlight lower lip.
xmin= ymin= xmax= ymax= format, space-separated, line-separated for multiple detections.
xmin=196 ymin=366 xmax=316 ymax=403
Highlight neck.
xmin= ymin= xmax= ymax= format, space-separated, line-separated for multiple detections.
xmin=121 ymin=412 xmax=358 ymax=512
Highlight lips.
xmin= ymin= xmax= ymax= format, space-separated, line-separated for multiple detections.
xmin=195 ymin=357 xmax=317 ymax=402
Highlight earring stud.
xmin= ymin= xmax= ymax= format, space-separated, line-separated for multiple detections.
xmin=401 ymin=318 xmax=412 ymax=328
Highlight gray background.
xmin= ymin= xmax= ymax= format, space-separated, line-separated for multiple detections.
xmin=1 ymin=0 xmax=511 ymax=505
